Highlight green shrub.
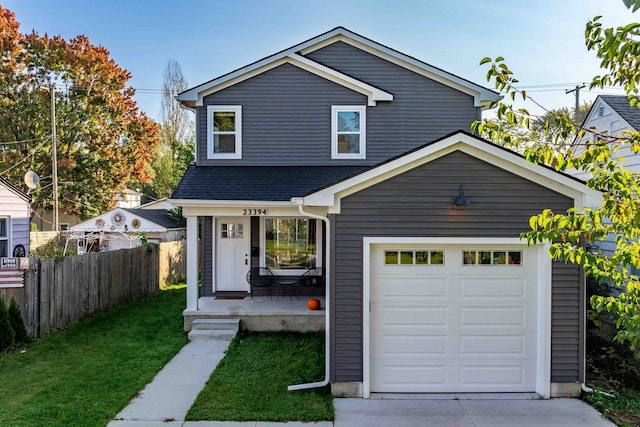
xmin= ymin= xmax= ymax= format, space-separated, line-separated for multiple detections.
xmin=8 ymin=298 xmax=30 ymax=344
xmin=0 ymin=296 xmax=15 ymax=351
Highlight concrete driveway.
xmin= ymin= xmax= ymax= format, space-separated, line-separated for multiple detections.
xmin=333 ymin=396 xmax=615 ymax=427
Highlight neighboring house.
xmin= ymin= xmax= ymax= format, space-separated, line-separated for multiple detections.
xmin=34 ymin=188 xmax=143 ymax=231
xmin=170 ymin=27 xmax=601 ymax=398
xmin=69 ymin=208 xmax=185 ymax=252
xmin=573 ymin=95 xmax=640 ymax=256
xmin=136 ymin=198 xmax=174 ymax=210
xmin=0 ymin=177 xmax=30 ymax=257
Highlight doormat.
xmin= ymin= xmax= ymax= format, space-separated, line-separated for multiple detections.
xmin=215 ymin=296 xmax=246 ymax=300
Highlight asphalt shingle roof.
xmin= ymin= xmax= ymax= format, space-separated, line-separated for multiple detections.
xmin=122 ymin=208 xmax=185 ymax=229
xmin=171 ymin=165 xmax=368 ymax=201
xmin=600 ymin=95 xmax=640 ymax=131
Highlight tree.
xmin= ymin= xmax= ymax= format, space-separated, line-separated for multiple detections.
xmin=0 ymin=297 xmax=15 ymax=351
xmin=139 ymin=59 xmax=194 ymax=202
xmin=474 ymin=0 xmax=640 ymax=349
xmin=0 ymin=6 xmax=159 ymax=219
xmin=8 ymin=297 xmax=29 ymax=344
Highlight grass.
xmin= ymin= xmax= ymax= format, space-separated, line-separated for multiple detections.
xmin=186 ymin=331 xmax=334 ymax=422
xmin=0 ymin=284 xmax=188 ymax=427
xmin=584 ymin=331 xmax=640 ymax=426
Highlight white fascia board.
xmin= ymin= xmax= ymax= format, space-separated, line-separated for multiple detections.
xmin=178 ymin=54 xmax=392 ymax=107
xmin=299 ymin=33 xmax=499 ymax=108
xmin=302 ymin=133 xmax=602 ymax=210
xmin=169 ymin=199 xmax=295 ymax=208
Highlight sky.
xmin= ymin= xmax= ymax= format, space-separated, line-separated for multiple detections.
xmin=3 ymin=0 xmax=638 ymax=122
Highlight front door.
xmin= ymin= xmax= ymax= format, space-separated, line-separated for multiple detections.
xmin=216 ymin=217 xmax=250 ymax=292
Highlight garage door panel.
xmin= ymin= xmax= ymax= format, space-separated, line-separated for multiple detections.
xmin=370 ymin=244 xmax=538 ymax=393
xmin=371 ymin=276 xmax=448 ymax=300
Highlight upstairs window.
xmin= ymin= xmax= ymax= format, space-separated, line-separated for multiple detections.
xmin=207 ymin=105 xmax=242 ymax=159
xmin=332 ymin=105 xmax=366 ymax=159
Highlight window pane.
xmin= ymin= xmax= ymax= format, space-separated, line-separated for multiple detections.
xmin=479 ymin=251 xmax=491 ymax=264
xmin=213 ymin=111 xmax=235 ymax=131
xmin=463 ymin=251 xmax=476 ymax=264
xmin=337 ymin=134 xmax=360 ymax=154
xmin=0 ymin=218 xmax=6 ymax=237
xmin=214 ymin=134 xmax=236 ymax=153
xmin=508 ymin=251 xmax=522 ymax=265
xmin=337 ymin=111 xmax=360 ymax=132
xmin=493 ymin=251 xmax=506 ymax=265
xmin=385 ymin=251 xmax=398 ymax=264
xmin=265 ymin=218 xmax=316 ymax=269
xmin=400 ymin=251 xmax=413 ymax=264
xmin=415 ymin=251 xmax=429 ymax=264
xmin=430 ymin=251 xmax=444 ymax=265
xmin=0 ymin=241 xmax=6 ymax=257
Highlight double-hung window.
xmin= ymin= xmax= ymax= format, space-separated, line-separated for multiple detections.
xmin=207 ymin=105 xmax=242 ymax=159
xmin=0 ymin=217 xmax=9 ymax=257
xmin=332 ymin=105 xmax=366 ymax=159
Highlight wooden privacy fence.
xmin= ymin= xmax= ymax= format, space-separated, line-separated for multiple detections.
xmin=0 ymin=241 xmax=185 ymax=338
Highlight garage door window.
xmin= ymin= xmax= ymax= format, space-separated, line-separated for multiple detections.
xmin=385 ymin=250 xmax=444 ymax=265
xmin=462 ymin=250 xmax=522 ymax=266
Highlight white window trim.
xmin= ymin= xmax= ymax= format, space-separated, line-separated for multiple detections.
xmin=331 ymin=105 xmax=366 ymax=159
xmin=259 ymin=217 xmax=323 ymax=276
xmin=0 ymin=216 xmax=10 ymax=258
xmin=207 ymin=105 xmax=242 ymax=159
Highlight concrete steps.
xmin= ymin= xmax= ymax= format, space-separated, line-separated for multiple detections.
xmin=188 ymin=318 xmax=240 ymax=341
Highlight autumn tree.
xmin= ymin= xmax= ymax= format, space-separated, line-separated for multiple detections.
xmin=139 ymin=59 xmax=193 ymax=202
xmin=0 ymin=6 xmax=158 ymax=219
xmin=474 ymin=0 xmax=640 ymax=349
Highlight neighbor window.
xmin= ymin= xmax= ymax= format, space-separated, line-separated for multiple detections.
xmin=207 ymin=105 xmax=242 ymax=159
xmin=0 ymin=217 xmax=8 ymax=257
xmin=332 ymin=105 xmax=366 ymax=159
xmin=263 ymin=218 xmax=319 ymax=272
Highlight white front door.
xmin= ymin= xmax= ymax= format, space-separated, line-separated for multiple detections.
xmin=216 ymin=217 xmax=250 ymax=292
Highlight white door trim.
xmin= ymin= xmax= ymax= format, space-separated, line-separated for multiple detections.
xmin=362 ymin=237 xmax=551 ymax=398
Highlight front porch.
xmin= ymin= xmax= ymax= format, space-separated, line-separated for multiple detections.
xmin=183 ymin=295 xmax=326 ymax=332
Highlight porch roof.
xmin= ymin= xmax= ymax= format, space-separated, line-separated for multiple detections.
xmin=171 ymin=165 xmax=367 ymax=201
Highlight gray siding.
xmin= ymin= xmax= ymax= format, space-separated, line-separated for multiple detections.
xmin=202 ymin=217 xmax=213 ymax=296
xmin=330 ymin=151 xmax=582 ymax=384
xmin=196 ymin=42 xmax=481 ymax=167
xmin=199 ymin=64 xmax=366 ymax=166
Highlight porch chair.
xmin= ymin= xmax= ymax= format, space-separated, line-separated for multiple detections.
xmin=298 ymin=267 xmax=325 ymax=298
xmin=246 ymin=267 xmax=274 ymax=301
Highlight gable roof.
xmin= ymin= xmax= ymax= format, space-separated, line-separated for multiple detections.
xmin=171 ymin=165 xmax=367 ymax=202
xmin=300 ymin=131 xmax=601 ymax=212
xmin=0 ymin=176 xmax=30 ymax=202
xmin=121 ymin=209 xmax=185 ymax=229
xmin=71 ymin=208 xmax=184 ymax=232
xmin=176 ymin=27 xmax=499 ymax=109
xmin=598 ymin=95 xmax=640 ymax=131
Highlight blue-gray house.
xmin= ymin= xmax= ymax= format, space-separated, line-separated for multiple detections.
xmin=171 ymin=27 xmax=600 ymax=398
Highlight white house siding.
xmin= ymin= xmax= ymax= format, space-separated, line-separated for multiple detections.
xmin=0 ymin=183 xmax=30 ymax=256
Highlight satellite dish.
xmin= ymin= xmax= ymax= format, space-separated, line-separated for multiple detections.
xmin=24 ymin=171 xmax=40 ymax=190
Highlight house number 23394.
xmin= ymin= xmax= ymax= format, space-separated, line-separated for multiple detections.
xmin=242 ymin=209 xmax=268 ymax=216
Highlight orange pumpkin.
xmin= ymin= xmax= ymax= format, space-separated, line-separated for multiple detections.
xmin=307 ymin=298 xmax=321 ymax=310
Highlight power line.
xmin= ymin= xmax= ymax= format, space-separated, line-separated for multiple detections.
xmin=0 ymin=135 xmax=51 ymax=176
xmin=0 ymin=136 xmax=50 ymax=145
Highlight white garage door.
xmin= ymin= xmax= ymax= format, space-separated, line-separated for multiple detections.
xmin=370 ymin=244 xmax=538 ymax=393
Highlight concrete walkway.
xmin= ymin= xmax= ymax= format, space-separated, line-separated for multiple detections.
xmin=108 ymin=340 xmax=614 ymax=427
xmin=108 ymin=340 xmax=232 ymax=427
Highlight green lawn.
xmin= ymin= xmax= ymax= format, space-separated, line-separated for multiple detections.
xmin=0 ymin=284 xmax=188 ymax=427
xmin=187 ymin=332 xmax=334 ymax=422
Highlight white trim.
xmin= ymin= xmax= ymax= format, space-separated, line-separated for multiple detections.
xmin=0 ymin=216 xmax=11 ymax=258
xmin=331 ymin=106 xmax=366 ymax=159
xmin=361 ymin=237 xmax=551 ymax=398
xmin=211 ymin=217 xmax=217 ymax=293
xmin=186 ymin=215 xmax=198 ymax=311
xmin=176 ymin=27 xmax=495 ymax=109
xmin=303 ymin=132 xmax=602 ymax=212
xmin=207 ymin=105 xmax=242 ymax=159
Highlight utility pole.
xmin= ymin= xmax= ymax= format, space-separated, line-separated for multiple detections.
xmin=49 ymin=84 xmax=58 ymax=233
xmin=566 ymin=84 xmax=586 ymax=120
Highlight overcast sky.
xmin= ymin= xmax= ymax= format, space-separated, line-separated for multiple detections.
xmin=4 ymin=0 xmax=637 ymax=121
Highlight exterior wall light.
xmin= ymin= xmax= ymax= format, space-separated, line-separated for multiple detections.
xmin=453 ymin=185 xmax=470 ymax=209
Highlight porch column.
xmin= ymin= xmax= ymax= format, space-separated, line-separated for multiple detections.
xmin=186 ymin=215 xmax=198 ymax=311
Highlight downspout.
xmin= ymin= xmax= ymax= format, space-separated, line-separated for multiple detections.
xmin=288 ymin=198 xmax=331 ymax=391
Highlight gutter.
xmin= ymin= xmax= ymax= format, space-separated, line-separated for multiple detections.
xmin=288 ymin=198 xmax=331 ymax=391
